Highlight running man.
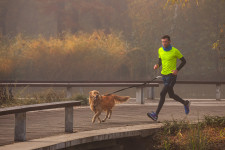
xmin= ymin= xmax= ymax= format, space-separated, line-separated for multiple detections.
xmin=147 ymin=35 xmax=190 ymax=121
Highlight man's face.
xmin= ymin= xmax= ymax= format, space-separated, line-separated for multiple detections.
xmin=161 ymin=38 xmax=171 ymax=48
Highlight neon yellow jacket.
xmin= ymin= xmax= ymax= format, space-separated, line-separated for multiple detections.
xmin=158 ymin=46 xmax=183 ymax=75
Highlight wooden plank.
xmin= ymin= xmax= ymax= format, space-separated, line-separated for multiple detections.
xmin=0 ymin=101 xmax=81 ymax=116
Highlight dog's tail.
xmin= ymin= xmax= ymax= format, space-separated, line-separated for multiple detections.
xmin=113 ymin=95 xmax=130 ymax=104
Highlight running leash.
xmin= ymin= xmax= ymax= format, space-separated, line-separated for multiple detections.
xmin=104 ymin=76 xmax=162 ymax=96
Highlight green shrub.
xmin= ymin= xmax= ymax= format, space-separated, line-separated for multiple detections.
xmin=203 ymin=115 xmax=225 ymax=127
xmin=74 ymin=94 xmax=89 ymax=106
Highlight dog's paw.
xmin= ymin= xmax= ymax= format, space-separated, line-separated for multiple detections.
xmin=98 ymin=120 xmax=102 ymax=123
xmin=102 ymin=119 xmax=106 ymax=122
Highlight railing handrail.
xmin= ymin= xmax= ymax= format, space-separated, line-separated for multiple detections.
xmin=0 ymin=101 xmax=81 ymax=116
xmin=0 ymin=80 xmax=223 ymax=102
xmin=0 ymin=80 xmax=224 ymax=84
xmin=0 ymin=82 xmax=159 ymax=87
xmin=153 ymin=81 xmax=225 ymax=84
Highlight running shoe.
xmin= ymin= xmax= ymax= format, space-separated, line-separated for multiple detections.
xmin=147 ymin=112 xmax=158 ymax=121
xmin=184 ymin=100 xmax=191 ymax=115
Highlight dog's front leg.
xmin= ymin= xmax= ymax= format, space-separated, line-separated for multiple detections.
xmin=97 ymin=117 xmax=102 ymax=123
xmin=92 ymin=111 xmax=101 ymax=124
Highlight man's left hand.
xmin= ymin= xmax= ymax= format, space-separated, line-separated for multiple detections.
xmin=172 ymin=70 xmax=178 ymax=75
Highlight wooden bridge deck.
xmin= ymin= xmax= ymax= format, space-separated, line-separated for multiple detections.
xmin=0 ymin=98 xmax=224 ymax=146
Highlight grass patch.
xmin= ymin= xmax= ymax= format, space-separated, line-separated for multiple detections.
xmin=154 ymin=116 xmax=225 ymax=150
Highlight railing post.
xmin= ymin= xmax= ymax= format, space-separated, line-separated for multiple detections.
xmin=65 ymin=106 xmax=73 ymax=133
xmin=136 ymin=86 xmax=144 ymax=104
xmin=216 ymin=84 xmax=221 ymax=100
xmin=67 ymin=86 xmax=72 ymax=99
xmin=147 ymin=87 xmax=155 ymax=100
xmin=15 ymin=112 xmax=26 ymax=141
xmin=80 ymin=88 xmax=84 ymax=95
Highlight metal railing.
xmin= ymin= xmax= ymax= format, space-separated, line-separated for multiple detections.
xmin=0 ymin=80 xmax=224 ymax=101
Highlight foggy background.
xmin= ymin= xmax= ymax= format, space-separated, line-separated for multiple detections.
xmin=0 ymin=0 xmax=224 ymax=82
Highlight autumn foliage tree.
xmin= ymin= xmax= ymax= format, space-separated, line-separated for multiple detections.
xmin=0 ymin=31 xmax=132 ymax=80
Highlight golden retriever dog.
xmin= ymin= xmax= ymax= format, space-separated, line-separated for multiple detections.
xmin=89 ymin=90 xmax=130 ymax=123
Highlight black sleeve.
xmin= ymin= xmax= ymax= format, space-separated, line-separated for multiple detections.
xmin=177 ymin=57 xmax=186 ymax=71
xmin=158 ymin=58 xmax=162 ymax=67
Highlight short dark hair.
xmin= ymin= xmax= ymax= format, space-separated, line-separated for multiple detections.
xmin=161 ymin=35 xmax=170 ymax=41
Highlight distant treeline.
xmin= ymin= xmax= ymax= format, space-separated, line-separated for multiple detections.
xmin=0 ymin=0 xmax=224 ymax=81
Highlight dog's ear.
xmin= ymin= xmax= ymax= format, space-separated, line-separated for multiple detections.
xmin=89 ymin=91 xmax=92 ymax=95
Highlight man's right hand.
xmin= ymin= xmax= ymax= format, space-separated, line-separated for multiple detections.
xmin=154 ymin=64 xmax=159 ymax=70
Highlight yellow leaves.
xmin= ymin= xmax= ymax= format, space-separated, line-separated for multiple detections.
xmin=166 ymin=0 xmax=199 ymax=8
xmin=212 ymin=40 xmax=220 ymax=50
xmin=28 ymin=41 xmax=40 ymax=49
xmin=90 ymin=30 xmax=104 ymax=41
xmin=220 ymin=128 xmax=225 ymax=138
xmin=0 ymin=31 xmax=129 ymax=79
xmin=48 ymin=38 xmax=63 ymax=49
xmin=220 ymin=28 xmax=224 ymax=33
xmin=166 ymin=0 xmax=178 ymax=5
xmin=0 ymin=58 xmax=13 ymax=74
xmin=64 ymin=38 xmax=75 ymax=51
xmin=212 ymin=24 xmax=225 ymax=62
xmin=177 ymin=129 xmax=183 ymax=138
xmin=196 ymin=0 xmax=199 ymax=6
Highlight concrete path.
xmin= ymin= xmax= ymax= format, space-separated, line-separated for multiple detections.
xmin=0 ymin=98 xmax=224 ymax=147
